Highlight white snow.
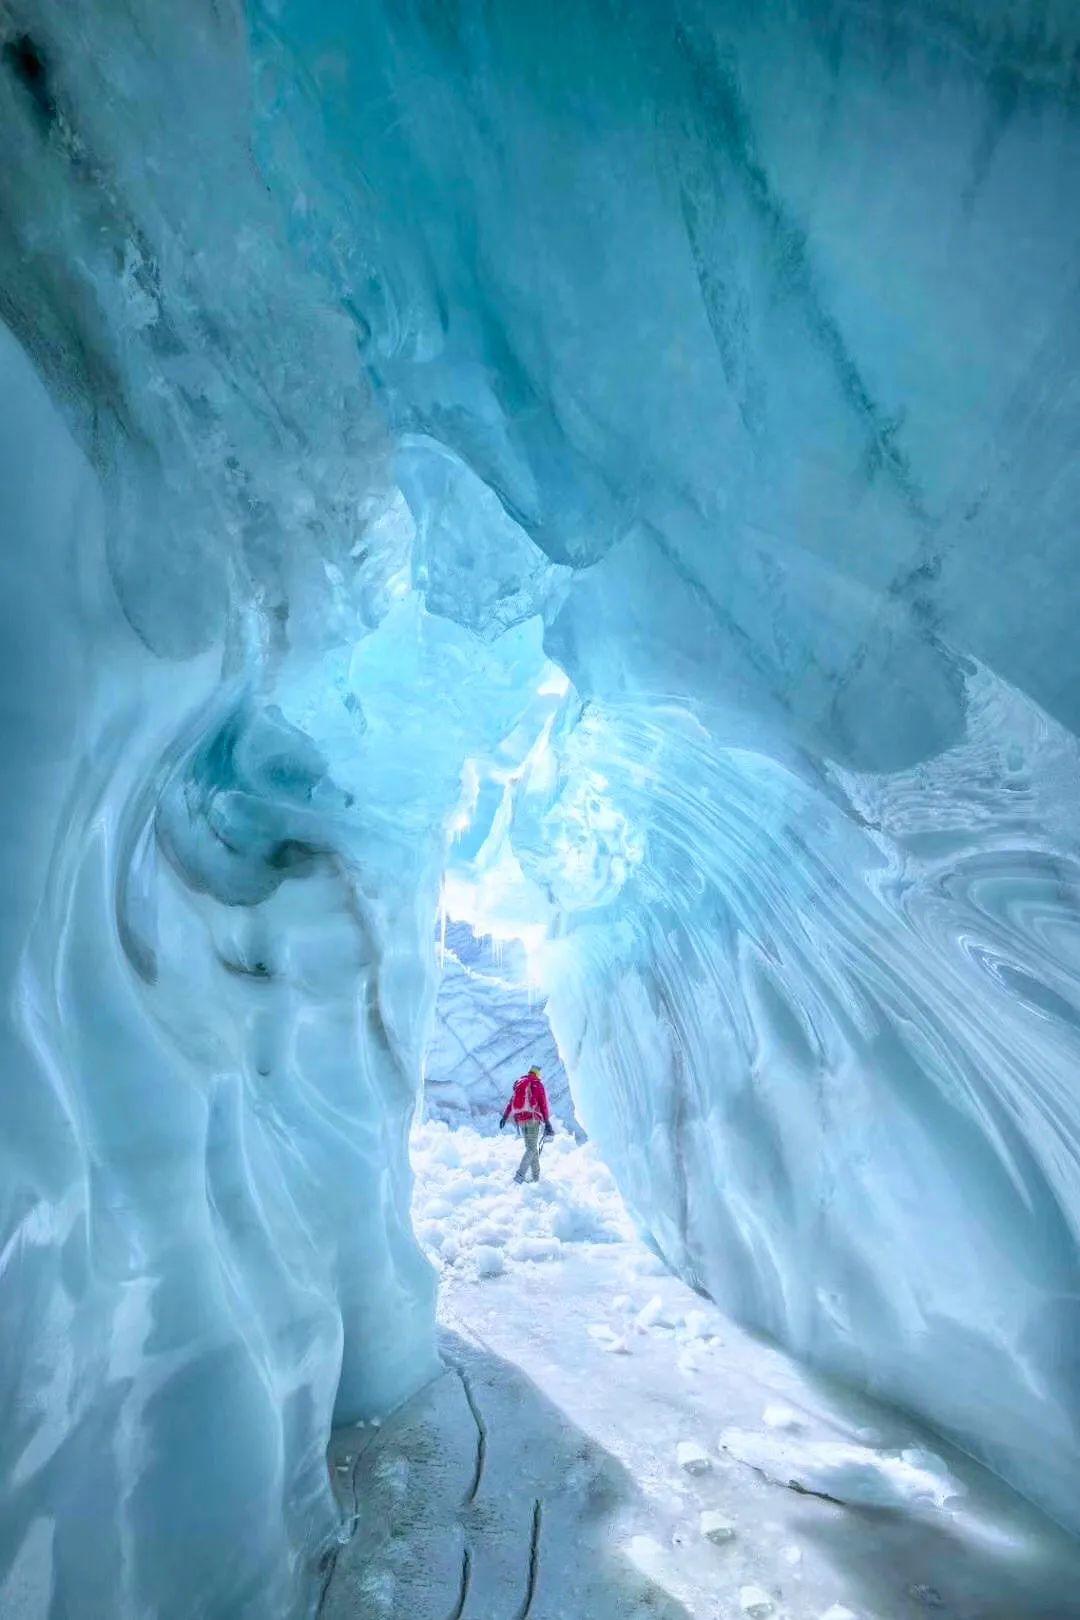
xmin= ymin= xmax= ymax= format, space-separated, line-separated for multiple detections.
xmin=319 ymin=1122 xmax=1080 ymax=1620
xmin=410 ymin=1119 xmax=632 ymax=1282
xmin=506 ymin=1235 xmax=562 ymax=1263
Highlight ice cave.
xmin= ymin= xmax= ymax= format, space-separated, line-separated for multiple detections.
xmin=2 ymin=2 xmax=1080 ymax=1617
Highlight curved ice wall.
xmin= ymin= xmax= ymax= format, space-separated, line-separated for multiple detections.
xmin=271 ymin=0 xmax=1080 ymax=1530
xmin=1 ymin=0 xmax=1080 ymax=1613
xmin=0 ymin=4 xmax=560 ymax=1614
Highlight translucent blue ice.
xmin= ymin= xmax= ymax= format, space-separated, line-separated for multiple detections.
xmin=2 ymin=1 xmax=1080 ymax=1614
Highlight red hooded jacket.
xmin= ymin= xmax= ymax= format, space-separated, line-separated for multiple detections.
xmin=502 ymin=1072 xmax=551 ymax=1126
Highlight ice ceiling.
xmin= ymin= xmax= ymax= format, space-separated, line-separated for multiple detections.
xmin=2 ymin=1 xmax=1080 ymax=1615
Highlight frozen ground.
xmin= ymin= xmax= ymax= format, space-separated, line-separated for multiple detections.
xmin=321 ymin=1125 xmax=1080 ymax=1620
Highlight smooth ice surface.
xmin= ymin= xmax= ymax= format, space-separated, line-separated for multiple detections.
xmin=2 ymin=1 xmax=1080 ymax=1615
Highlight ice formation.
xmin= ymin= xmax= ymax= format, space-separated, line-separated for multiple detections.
xmin=1 ymin=1 xmax=1080 ymax=1616
xmin=423 ymin=919 xmax=576 ymax=1133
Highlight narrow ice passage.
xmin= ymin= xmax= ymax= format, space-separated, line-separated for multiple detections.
xmin=322 ymin=1123 xmax=1080 ymax=1620
xmin=3 ymin=2 xmax=1080 ymax=1617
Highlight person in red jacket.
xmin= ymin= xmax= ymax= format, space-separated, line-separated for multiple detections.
xmin=499 ymin=1064 xmax=555 ymax=1183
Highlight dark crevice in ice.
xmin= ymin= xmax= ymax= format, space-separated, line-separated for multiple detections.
xmin=514 ymin=1499 xmax=543 ymax=1620
xmin=3 ymin=33 xmax=56 ymax=130
xmin=448 ymin=1361 xmax=487 ymax=1508
xmin=444 ymin=1545 xmax=471 ymax=1620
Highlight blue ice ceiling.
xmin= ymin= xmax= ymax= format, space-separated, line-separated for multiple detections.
xmin=1 ymin=1 xmax=1080 ymax=1615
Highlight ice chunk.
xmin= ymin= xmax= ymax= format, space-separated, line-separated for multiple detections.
xmin=587 ymin=1323 xmax=630 ymax=1354
xmin=740 ymin=1586 xmax=775 ymax=1618
xmin=699 ymin=1510 xmax=736 ymax=1544
xmin=473 ymin=1221 xmax=514 ymax=1247
xmin=508 ymin=1236 xmax=562 ymax=1263
xmin=820 ymin=1606 xmax=858 ymax=1620
xmin=762 ymin=1404 xmax=803 ymax=1431
xmin=676 ymin=1440 xmax=711 ymax=1475
xmin=550 ymin=1201 xmax=619 ymax=1243
xmin=677 ymin=1342 xmax=708 ymax=1376
xmin=635 ymin=1295 xmax=665 ymax=1330
xmin=719 ymin=1430 xmax=964 ymax=1511
xmin=626 ymin=1535 xmax=668 ymax=1579
xmin=472 ymin=1246 xmax=506 ymax=1279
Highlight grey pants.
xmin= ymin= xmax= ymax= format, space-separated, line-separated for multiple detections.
xmin=514 ymin=1122 xmax=543 ymax=1182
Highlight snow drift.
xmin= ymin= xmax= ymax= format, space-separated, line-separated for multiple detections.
xmin=1 ymin=1 xmax=1080 ymax=1615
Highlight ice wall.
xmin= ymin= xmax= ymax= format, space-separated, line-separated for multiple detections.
xmin=0 ymin=4 xmax=557 ymax=1615
xmin=270 ymin=0 xmax=1079 ymax=1531
xmin=0 ymin=328 xmax=434 ymax=1614
xmin=3 ymin=0 xmax=1080 ymax=1613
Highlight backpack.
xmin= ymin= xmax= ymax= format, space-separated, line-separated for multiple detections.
xmin=510 ymin=1076 xmax=543 ymax=1121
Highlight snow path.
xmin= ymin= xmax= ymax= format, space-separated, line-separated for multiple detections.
xmin=321 ymin=1125 xmax=1080 ymax=1619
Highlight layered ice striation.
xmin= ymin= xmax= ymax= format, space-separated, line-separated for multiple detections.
xmin=2 ymin=0 xmax=1080 ymax=1615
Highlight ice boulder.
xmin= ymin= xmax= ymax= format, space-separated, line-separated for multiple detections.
xmin=676 ymin=1440 xmax=712 ymax=1475
xmin=699 ymin=1510 xmax=736 ymax=1544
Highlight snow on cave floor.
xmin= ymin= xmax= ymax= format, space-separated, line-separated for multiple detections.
xmin=321 ymin=1124 xmax=1080 ymax=1620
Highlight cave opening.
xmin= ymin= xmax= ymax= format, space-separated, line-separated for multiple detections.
xmin=3 ymin=2 xmax=1080 ymax=1618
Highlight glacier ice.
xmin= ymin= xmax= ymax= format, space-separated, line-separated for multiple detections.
xmin=423 ymin=919 xmax=576 ymax=1135
xmin=2 ymin=0 xmax=1080 ymax=1615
